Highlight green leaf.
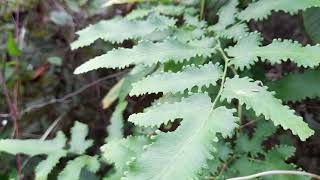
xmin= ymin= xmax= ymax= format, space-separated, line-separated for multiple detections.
xmin=0 ymin=131 xmax=66 ymax=156
xmin=226 ymin=34 xmax=320 ymax=70
xmin=101 ymin=136 xmax=151 ymax=170
xmin=221 ymin=76 xmax=314 ymax=141
xmin=58 ymin=155 xmax=100 ymax=180
xmin=236 ymin=121 xmax=277 ymax=156
xmin=238 ymin=0 xmax=320 ymax=21
xmin=6 ymin=32 xmax=21 ymax=56
xmin=126 ymin=5 xmax=186 ymax=20
xmin=130 ymin=63 xmax=222 ymax=96
xmin=269 ymin=70 xmax=320 ymax=102
xmin=35 ymin=152 xmax=67 ymax=180
xmin=74 ymin=39 xmax=214 ymax=74
xmin=303 ymin=7 xmax=320 ymax=43
xmin=106 ymin=101 xmax=128 ymax=142
xmin=219 ymin=23 xmax=250 ymax=41
xmin=124 ymin=94 xmax=238 ymax=180
xmin=69 ymin=121 xmax=93 ymax=154
xmin=49 ymin=10 xmax=72 ymax=26
xmin=71 ymin=15 xmax=176 ymax=49
xmin=209 ymin=0 xmax=239 ymax=32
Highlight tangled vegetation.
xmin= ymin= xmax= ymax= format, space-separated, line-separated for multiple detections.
xmin=1 ymin=0 xmax=320 ymax=179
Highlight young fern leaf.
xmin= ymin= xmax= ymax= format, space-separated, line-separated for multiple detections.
xmin=269 ymin=70 xmax=320 ymax=102
xmin=101 ymin=136 xmax=151 ymax=170
xmin=58 ymin=155 xmax=100 ymax=180
xmin=69 ymin=121 xmax=93 ymax=154
xmin=71 ymin=15 xmax=176 ymax=49
xmin=0 ymin=131 xmax=66 ymax=155
xmin=221 ymin=76 xmax=314 ymax=141
xmin=124 ymin=94 xmax=238 ymax=180
xmin=74 ymin=39 xmax=214 ymax=74
xmin=226 ymin=34 xmax=320 ymax=70
xmin=236 ymin=121 xmax=277 ymax=156
xmin=130 ymin=63 xmax=222 ymax=96
xmin=238 ymin=0 xmax=320 ymax=21
xmin=0 ymin=132 xmax=66 ymax=180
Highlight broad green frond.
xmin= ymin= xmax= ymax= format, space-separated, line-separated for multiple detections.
xmin=126 ymin=5 xmax=186 ymax=20
xmin=71 ymin=15 xmax=176 ymax=49
xmin=124 ymin=96 xmax=237 ymax=179
xmin=228 ymin=145 xmax=307 ymax=180
xmin=35 ymin=151 xmax=67 ymax=180
xmin=226 ymin=36 xmax=320 ymax=69
xmin=101 ymin=136 xmax=151 ymax=170
xmin=130 ymin=63 xmax=222 ymax=96
xmin=58 ymin=155 xmax=100 ymax=180
xmin=0 ymin=131 xmax=66 ymax=156
xmin=106 ymin=101 xmax=128 ymax=142
xmin=238 ymin=0 xmax=320 ymax=21
xmin=74 ymin=40 xmax=214 ymax=74
xmin=221 ymin=76 xmax=314 ymax=141
xmin=210 ymin=0 xmax=239 ymax=32
xmin=128 ymin=94 xmax=213 ymax=128
xmin=69 ymin=121 xmax=93 ymax=154
xmin=269 ymin=70 xmax=320 ymax=102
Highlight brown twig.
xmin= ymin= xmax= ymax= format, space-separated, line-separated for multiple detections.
xmin=20 ymin=70 xmax=129 ymax=116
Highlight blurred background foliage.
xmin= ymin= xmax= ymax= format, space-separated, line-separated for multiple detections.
xmin=1 ymin=0 xmax=320 ymax=179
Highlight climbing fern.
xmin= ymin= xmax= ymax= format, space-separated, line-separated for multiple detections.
xmin=1 ymin=0 xmax=319 ymax=179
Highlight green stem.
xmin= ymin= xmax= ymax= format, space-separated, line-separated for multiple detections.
xmin=211 ymin=47 xmax=229 ymax=109
xmin=200 ymin=0 xmax=205 ymax=20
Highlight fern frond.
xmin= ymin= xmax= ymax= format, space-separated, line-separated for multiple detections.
xmin=126 ymin=5 xmax=186 ymax=20
xmin=74 ymin=39 xmax=214 ymax=74
xmin=210 ymin=0 xmax=239 ymax=32
xmin=71 ymin=15 xmax=176 ymax=49
xmin=101 ymin=136 xmax=151 ymax=170
xmin=269 ymin=70 xmax=320 ymax=102
xmin=58 ymin=155 xmax=100 ymax=180
xmin=124 ymin=94 xmax=238 ymax=180
xmin=219 ymin=23 xmax=250 ymax=41
xmin=221 ymin=76 xmax=314 ymax=141
xmin=69 ymin=121 xmax=93 ymax=154
xmin=238 ymin=0 xmax=320 ymax=21
xmin=130 ymin=63 xmax=222 ymax=96
xmin=226 ymin=36 xmax=320 ymax=69
xmin=183 ymin=14 xmax=207 ymax=28
xmin=128 ymin=94 xmax=211 ymax=127
xmin=106 ymin=101 xmax=128 ymax=142
xmin=0 ymin=131 xmax=66 ymax=155
xmin=35 ymin=152 xmax=67 ymax=180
